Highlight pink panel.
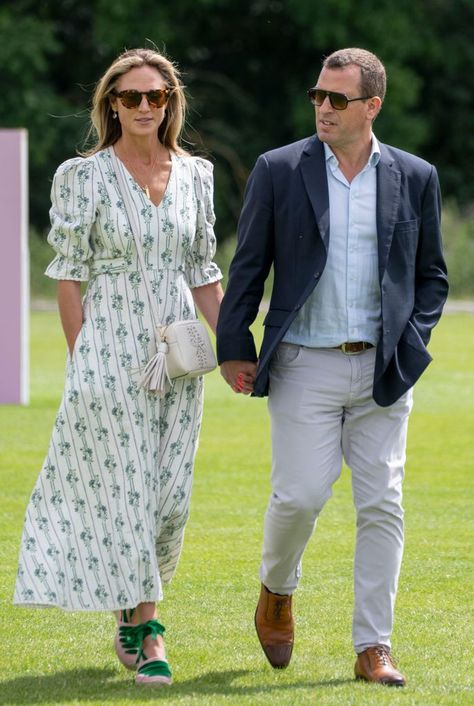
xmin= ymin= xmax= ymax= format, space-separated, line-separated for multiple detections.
xmin=0 ymin=129 xmax=29 ymax=404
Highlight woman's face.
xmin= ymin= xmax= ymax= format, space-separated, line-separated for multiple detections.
xmin=110 ymin=64 xmax=169 ymax=141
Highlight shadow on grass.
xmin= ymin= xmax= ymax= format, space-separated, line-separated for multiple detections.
xmin=0 ymin=667 xmax=353 ymax=703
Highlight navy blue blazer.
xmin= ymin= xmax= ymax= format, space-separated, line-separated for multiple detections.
xmin=216 ymin=135 xmax=449 ymax=407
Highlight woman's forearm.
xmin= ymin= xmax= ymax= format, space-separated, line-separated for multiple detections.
xmin=191 ymin=281 xmax=224 ymax=334
xmin=57 ymin=280 xmax=83 ymax=355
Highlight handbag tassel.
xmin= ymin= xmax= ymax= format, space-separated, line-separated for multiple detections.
xmin=138 ymin=341 xmax=170 ymax=396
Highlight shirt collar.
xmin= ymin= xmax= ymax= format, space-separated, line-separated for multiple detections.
xmin=323 ymin=133 xmax=381 ymax=170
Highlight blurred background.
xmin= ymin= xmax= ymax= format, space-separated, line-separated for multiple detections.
xmin=1 ymin=0 xmax=474 ymax=299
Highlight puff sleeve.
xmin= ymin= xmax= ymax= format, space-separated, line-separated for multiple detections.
xmin=185 ymin=157 xmax=223 ymax=288
xmin=44 ymin=157 xmax=96 ymax=281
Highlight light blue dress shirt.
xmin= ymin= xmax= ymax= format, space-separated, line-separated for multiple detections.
xmin=284 ymin=136 xmax=382 ymax=348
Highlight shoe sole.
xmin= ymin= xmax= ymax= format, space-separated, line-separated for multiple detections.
xmin=355 ymin=674 xmax=405 ymax=687
xmin=135 ymin=675 xmax=172 ymax=686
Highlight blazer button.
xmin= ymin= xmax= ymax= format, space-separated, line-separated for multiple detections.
xmin=314 ymin=271 xmax=321 ymax=278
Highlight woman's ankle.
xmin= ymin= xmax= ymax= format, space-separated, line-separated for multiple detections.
xmin=141 ymin=633 xmax=166 ymax=661
xmin=115 ymin=607 xmax=139 ymax=624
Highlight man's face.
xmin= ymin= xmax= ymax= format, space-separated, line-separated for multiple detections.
xmin=314 ymin=64 xmax=380 ymax=151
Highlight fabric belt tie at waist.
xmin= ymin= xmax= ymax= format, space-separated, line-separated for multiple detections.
xmin=335 ymin=341 xmax=374 ymax=355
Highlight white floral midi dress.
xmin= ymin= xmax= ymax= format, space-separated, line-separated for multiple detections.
xmin=14 ymin=147 xmax=222 ymax=611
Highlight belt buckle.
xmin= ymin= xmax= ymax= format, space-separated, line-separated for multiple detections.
xmin=340 ymin=342 xmax=362 ymax=355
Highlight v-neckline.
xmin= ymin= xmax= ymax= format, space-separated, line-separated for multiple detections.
xmin=111 ymin=146 xmax=174 ymax=209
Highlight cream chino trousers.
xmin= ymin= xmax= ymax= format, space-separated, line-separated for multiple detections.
xmin=260 ymin=343 xmax=413 ymax=653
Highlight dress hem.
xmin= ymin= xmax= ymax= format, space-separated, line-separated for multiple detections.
xmin=13 ymin=594 xmax=164 ymax=612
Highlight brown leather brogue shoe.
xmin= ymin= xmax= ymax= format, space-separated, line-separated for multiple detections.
xmin=355 ymin=645 xmax=406 ymax=686
xmin=254 ymin=583 xmax=294 ymax=668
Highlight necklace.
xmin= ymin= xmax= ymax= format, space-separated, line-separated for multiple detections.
xmin=120 ymin=147 xmax=161 ymax=199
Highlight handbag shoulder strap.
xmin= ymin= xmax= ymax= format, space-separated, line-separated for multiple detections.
xmin=109 ymin=146 xmax=160 ymax=328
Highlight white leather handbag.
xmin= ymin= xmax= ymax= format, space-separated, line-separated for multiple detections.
xmin=139 ymin=320 xmax=217 ymax=393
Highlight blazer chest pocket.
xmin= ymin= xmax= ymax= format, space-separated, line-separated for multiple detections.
xmin=393 ymin=219 xmax=419 ymax=233
xmin=392 ymin=219 xmax=419 ymax=260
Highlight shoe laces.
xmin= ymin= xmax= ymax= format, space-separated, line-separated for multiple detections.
xmin=372 ymin=646 xmax=394 ymax=667
xmin=272 ymin=596 xmax=291 ymax=620
xmin=137 ymin=619 xmax=167 ymax=664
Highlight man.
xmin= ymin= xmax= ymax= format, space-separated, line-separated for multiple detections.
xmin=216 ymin=48 xmax=448 ymax=686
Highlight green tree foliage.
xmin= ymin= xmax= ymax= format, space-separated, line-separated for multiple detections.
xmin=1 ymin=0 xmax=474 ymax=239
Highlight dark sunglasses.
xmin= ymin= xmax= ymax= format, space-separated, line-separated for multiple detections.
xmin=112 ymin=88 xmax=171 ymax=109
xmin=307 ymin=87 xmax=371 ymax=110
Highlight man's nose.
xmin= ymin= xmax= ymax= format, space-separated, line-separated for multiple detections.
xmin=319 ymin=95 xmax=332 ymax=110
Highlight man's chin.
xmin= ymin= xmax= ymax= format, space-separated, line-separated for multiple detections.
xmin=316 ymin=130 xmax=332 ymax=144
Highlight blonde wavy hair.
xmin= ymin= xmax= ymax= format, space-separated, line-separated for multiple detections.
xmin=82 ymin=48 xmax=188 ymax=156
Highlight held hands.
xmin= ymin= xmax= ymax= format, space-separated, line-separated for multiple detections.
xmin=220 ymin=360 xmax=257 ymax=395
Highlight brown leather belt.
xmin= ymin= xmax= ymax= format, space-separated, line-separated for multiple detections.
xmin=335 ymin=341 xmax=374 ymax=355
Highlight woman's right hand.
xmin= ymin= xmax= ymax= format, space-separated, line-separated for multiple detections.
xmin=57 ymin=280 xmax=84 ymax=356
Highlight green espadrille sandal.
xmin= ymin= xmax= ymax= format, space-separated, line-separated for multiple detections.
xmin=135 ymin=619 xmax=172 ymax=686
xmin=114 ymin=608 xmax=141 ymax=670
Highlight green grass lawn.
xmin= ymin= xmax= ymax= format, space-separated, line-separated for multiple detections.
xmin=1 ymin=310 xmax=473 ymax=706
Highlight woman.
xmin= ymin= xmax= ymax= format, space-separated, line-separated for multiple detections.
xmin=14 ymin=48 xmax=223 ymax=687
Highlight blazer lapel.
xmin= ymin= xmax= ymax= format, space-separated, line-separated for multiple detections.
xmin=300 ymin=137 xmax=330 ymax=251
xmin=299 ymin=138 xmax=402 ymax=275
xmin=376 ymin=146 xmax=401 ymax=278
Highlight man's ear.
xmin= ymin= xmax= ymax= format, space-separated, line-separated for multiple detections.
xmin=368 ymin=96 xmax=382 ymax=120
xmin=368 ymin=96 xmax=382 ymax=119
